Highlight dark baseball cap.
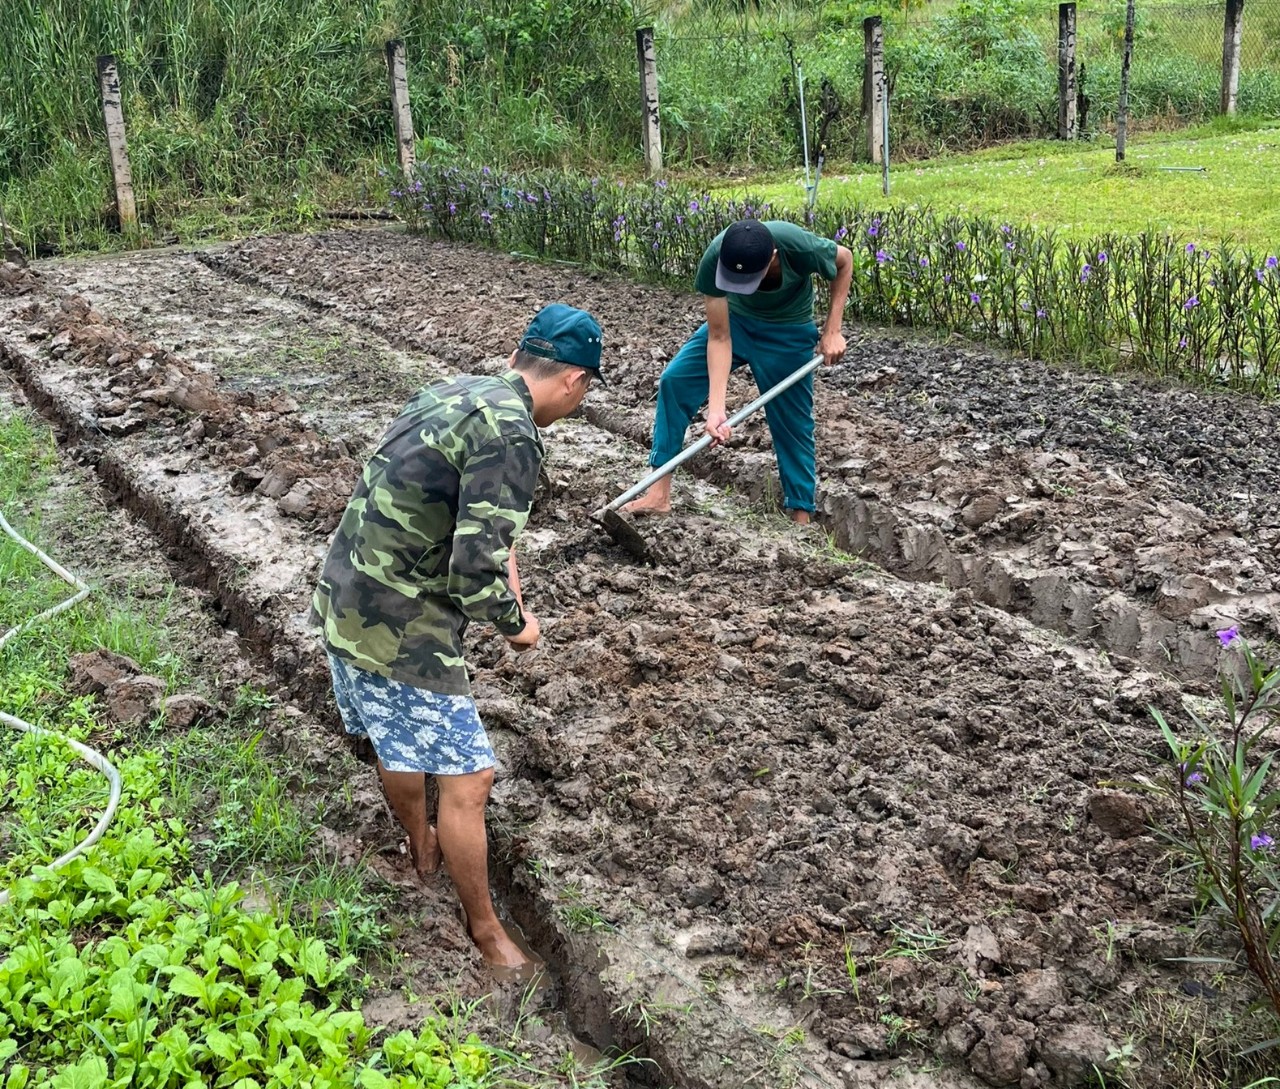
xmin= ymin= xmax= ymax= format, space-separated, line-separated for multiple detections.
xmin=715 ymin=220 xmax=775 ymax=294
xmin=520 ymin=303 xmax=606 ymax=384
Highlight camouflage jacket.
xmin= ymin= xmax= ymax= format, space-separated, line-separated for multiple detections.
xmin=312 ymin=372 xmax=545 ymax=695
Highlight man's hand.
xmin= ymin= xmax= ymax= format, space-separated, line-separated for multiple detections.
xmin=818 ymin=328 xmax=847 ymax=366
xmin=506 ymin=613 xmax=541 ymax=653
xmin=704 ymin=408 xmax=733 ymax=446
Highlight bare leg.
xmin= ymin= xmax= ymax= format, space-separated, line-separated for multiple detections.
xmin=789 ymin=509 xmax=811 ymax=525
xmin=437 ymin=768 xmax=528 ymax=968
xmin=377 ymin=761 xmax=440 ymax=878
xmin=620 ymin=474 xmax=672 ymax=516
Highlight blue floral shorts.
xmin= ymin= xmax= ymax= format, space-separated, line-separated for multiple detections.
xmin=327 ymin=653 xmax=496 ymax=776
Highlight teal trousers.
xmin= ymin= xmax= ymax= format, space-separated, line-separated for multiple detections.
xmin=649 ymin=311 xmax=820 ymax=512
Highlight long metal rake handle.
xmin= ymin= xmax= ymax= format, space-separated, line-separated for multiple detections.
xmin=607 ymin=354 xmax=823 ymax=513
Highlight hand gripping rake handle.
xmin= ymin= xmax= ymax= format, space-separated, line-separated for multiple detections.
xmin=606 ymin=354 xmax=823 ymax=513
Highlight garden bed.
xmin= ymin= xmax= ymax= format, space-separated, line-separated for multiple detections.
xmin=3 ymin=228 xmax=1279 ymax=1087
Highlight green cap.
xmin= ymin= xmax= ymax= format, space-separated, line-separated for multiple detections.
xmin=520 ymin=303 xmax=605 ymax=383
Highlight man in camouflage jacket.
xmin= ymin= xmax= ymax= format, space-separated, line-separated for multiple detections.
xmin=314 ymin=303 xmax=605 ymax=970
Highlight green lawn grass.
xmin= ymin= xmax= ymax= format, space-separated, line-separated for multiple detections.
xmin=733 ymin=120 xmax=1280 ymax=247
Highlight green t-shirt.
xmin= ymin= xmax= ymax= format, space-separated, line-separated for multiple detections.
xmin=694 ymin=221 xmax=838 ymax=325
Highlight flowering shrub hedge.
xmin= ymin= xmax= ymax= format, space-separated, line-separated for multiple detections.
xmin=389 ymin=163 xmax=1280 ymax=393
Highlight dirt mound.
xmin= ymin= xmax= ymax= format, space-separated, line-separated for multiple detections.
xmin=6 ymin=282 xmax=358 ymax=532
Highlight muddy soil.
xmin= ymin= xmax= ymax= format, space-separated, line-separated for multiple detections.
xmin=4 ymin=233 xmax=1278 ymax=1088
xmin=200 ymin=231 xmax=1280 ymax=680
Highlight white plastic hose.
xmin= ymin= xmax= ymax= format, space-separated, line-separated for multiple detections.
xmin=0 ymin=508 xmax=122 ymax=908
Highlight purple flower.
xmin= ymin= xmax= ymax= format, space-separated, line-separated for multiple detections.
xmin=1005 ymin=241 xmax=1016 ymax=251
xmin=1186 ymin=242 xmax=1196 ymax=254
xmin=835 ymin=226 xmax=848 ymax=241
xmin=657 ymin=178 xmax=668 ymax=188
xmin=867 ymin=221 xmax=880 ymax=238
xmin=1081 ymin=265 xmax=1092 ymax=282
xmin=956 ymin=241 xmax=967 ymax=252
xmin=689 ymin=199 xmax=701 ymax=213
xmin=944 ymin=274 xmax=952 ymax=285
xmin=1178 ymin=336 xmax=1188 ymax=348
xmin=1252 ymin=832 xmax=1275 ymax=851
xmin=676 ymin=214 xmax=684 ymax=226
xmin=482 ymin=166 xmax=491 ymax=175
xmin=652 ymin=241 xmax=660 ymax=251
xmin=390 ymin=189 xmax=402 ymax=198
xmin=480 ymin=210 xmax=492 ymax=225
xmin=1258 ymin=269 xmax=1267 ymax=283
xmin=1020 ymin=301 xmax=1030 ymax=311
xmin=1001 ymin=224 xmax=1011 ymax=235
xmin=412 ymin=180 xmax=423 ymax=192
xmin=876 ymin=249 xmax=889 ymax=264
xmin=1184 ymin=296 xmax=1200 ymax=310
xmin=447 ymin=202 xmax=456 ymax=215
xmin=1097 ymin=251 xmax=1108 ymax=264
xmin=1217 ymin=626 xmax=1240 ymax=647
xmin=1267 ymin=255 xmax=1278 ymax=269
xmin=1036 ymin=308 xmax=1047 ymax=319
xmin=919 ymin=256 xmax=929 ymax=268
xmin=1180 ymin=762 xmax=1204 ymax=786
xmin=970 ymin=292 xmax=981 ymax=304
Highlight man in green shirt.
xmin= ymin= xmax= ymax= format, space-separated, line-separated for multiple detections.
xmin=624 ymin=218 xmax=852 ymax=523
xmin=313 ymin=303 xmax=605 ymax=971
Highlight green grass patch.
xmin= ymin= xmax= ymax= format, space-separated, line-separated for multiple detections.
xmin=734 ymin=123 xmax=1280 ymax=247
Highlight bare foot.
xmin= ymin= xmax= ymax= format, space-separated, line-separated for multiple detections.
xmin=788 ymin=510 xmax=812 ymax=525
xmin=620 ymin=492 xmax=672 ymax=517
xmin=410 ymin=826 xmax=441 ymax=878
xmin=459 ymin=909 xmax=534 ymax=971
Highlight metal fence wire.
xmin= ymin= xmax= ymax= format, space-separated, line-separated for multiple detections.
xmin=656 ymin=1 xmax=1280 ymax=164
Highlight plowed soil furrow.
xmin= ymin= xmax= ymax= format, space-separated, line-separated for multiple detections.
xmin=2 ymin=238 xmax=1274 ymax=1089
xmin=193 ymin=230 xmax=1280 ymax=679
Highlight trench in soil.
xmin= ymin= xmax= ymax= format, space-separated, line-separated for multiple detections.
xmin=4 ymin=233 xmax=1280 ymax=1089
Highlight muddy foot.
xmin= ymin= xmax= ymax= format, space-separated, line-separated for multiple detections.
xmin=619 ymin=495 xmax=672 ymax=517
xmin=459 ymin=906 xmax=536 ymax=973
xmin=413 ymin=825 xmax=441 ymax=879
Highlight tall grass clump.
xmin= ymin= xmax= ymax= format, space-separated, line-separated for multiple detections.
xmin=0 ymin=0 xmax=636 ymax=252
xmin=390 ymin=161 xmax=1280 ymax=393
